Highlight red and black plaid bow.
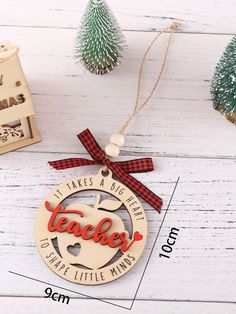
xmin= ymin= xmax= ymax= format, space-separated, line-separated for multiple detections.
xmin=49 ymin=129 xmax=162 ymax=212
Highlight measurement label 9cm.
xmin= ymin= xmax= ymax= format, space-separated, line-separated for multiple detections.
xmin=44 ymin=287 xmax=70 ymax=304
xmin=159 ymin=227 xmax=179 ymax=259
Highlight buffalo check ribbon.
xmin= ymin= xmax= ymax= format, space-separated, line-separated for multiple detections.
xmin=49 ymin=129 xmax=162 ymax=212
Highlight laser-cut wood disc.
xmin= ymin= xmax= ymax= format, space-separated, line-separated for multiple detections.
xmin=35 ymin=168 xmax=147 ymax=285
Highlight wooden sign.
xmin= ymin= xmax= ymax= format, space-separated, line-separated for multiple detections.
xmin=35 ymin=168 xmax=147 ymax=285
xmin=0 ymin=41 xmax=40 ymax=154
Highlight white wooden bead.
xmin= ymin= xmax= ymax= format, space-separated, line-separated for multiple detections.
xmin=110 ymin=133 xmax=125 ymax=147
xmin=105 ymin=143 xmax=120 ymax=157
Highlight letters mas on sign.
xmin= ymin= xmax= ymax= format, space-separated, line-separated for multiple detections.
xmin=0 ymin=41 xmax=35 ymax=125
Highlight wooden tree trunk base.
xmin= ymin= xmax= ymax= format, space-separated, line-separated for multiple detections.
xmin=213 ymin=103 xmax=236 ymax=124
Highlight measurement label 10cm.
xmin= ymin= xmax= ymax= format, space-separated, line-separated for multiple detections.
xmin=159 ymin=227 xmax=179 ymax=259
xmin=44 ymin=287 xmax=70 ymax=304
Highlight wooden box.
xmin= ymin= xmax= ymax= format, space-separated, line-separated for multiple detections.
xmin=0 ymin=41 xmax=40 ymax=154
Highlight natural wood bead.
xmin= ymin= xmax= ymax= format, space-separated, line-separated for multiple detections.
xmin=105 ymin=143 xmax=120 ymax=157
xmin=110 ymin=133 xmax=125 ymax=147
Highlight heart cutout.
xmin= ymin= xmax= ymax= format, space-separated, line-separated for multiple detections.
xmin=67 ymin=243 xmax=81 ymax=257
xmin=133 ymin=231 xmax=143 ymax=241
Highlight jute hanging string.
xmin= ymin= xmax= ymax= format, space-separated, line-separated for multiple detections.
xmin=48 ymin=22 xmax=180 ymax=213
xmin=119 ymin=22 xmax=181 ymax=134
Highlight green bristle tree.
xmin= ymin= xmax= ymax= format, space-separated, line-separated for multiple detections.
xmin=211 ymin=35 xmax=236 ymax=124
xmin=74 ymin=0 xmax=126 ymax=75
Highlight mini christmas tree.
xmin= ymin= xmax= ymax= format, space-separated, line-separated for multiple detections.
xmin=74 ymin=0 xmax=126 ymax=75
xmin=211 ymin=36 xmax=236 ymax=124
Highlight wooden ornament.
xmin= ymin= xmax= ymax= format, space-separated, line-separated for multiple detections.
xmin=0 ymin=41 xmax=40 ymax=154
xmin=35 ymin=167 xmax=147 ymax=285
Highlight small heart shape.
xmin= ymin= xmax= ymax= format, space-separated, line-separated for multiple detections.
xmin=67 ymin=243 xmax=81 ymax=257
xmin=133 ymin=231 xmax=143 ymax=241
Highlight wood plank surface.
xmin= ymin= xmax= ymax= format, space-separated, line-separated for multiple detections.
xmin=0 ymin=153 xmax=235 ymax=304
xmin=1 ymin=0 xmax=236 ymax=34
xmin=1 ymin=27 xmax=235 ymax=158
xmin=1 ymin=297 xmax=235 ymax=314
xmin=0 ymin=1 xmax=236 ymax=313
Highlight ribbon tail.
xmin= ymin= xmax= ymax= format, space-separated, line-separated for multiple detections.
xmin=49 ymin=158 xmax=98 ymax=170
xmin=110 ymin=164 xmax=162 ymax=212
xmin=115 ymin=158 xmax=154 ymax=173
xmin=78 ymin=129 xmax=106 ymax=161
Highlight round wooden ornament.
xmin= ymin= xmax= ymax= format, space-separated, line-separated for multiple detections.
xmin=34 ymin=22 xmax=178 ymax=283
xmin=35 ymin=167 xmax=147 ymax=285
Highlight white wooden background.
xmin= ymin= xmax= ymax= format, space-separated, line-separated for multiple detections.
xmin=0 ymin=0 xmax=236 ymax=313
